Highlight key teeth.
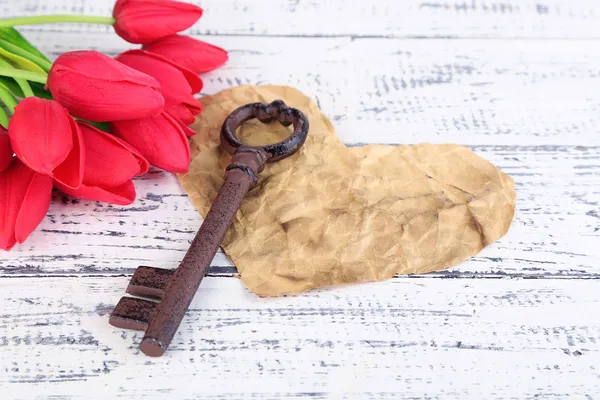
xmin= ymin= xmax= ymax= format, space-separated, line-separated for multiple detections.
xmin=109 ymin=297 xmax=157 ymax=331
xmin=126 ymin=266 xmax=174 ymax=299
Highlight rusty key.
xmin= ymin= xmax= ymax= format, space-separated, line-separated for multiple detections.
xmin=109 ymin=100 xmax=309 ymax=357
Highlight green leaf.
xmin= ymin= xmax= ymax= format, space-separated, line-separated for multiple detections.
xmin=0 ymin=66 xmax=47 ymax=84
xmin=0 ymin=27 xmax=50 ymax=63
xmin=82 ymin=120 xmax=111 ymax=132
xmin=0 ymin=39 xmax=52 ymax=72
xmin=0 ymin=76 xmax=24 ymax=97
xmin=0 ymin=47 xmax=46 ymax=73
xmin=0 ymin=105 xmax=8 ymax=129
xmin=0 ymin=83 xmax=17 ymax=114
xmin=0 ymin=57 xmax=34 ymax=97
xmin=29 ymin=81 xmax=52 ymax=100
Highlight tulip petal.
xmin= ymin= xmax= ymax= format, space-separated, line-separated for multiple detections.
xmin=183 ymin=97 xmax=202 ymax=115
xmin=78 ymin=122 xmax=149 ymax=177
xmin=135 ymin=50 xmax=204 ymax=95
xmin=0 ymin=128 xmax=12 ymax=173
xmin=168 ymin=104 xmax=195 ymax=125
xmin=15 ymin=169 xmax=53 ymax=244
xmin=132 ymin=50 xmax=204 ymax=94
xmin=111 ymin=112 xmax=191 ymax=173
xmin=51 ymin=117 xmax=85 ymax=190
xmin=50 ymin=72 xmax=165 ymax=122
xmin=0 ymin=159 xmax=52 ymax=250
xmin=48 ymin=50 xmax=165 ymax=122
xmin=116 ymin=50 xmax=202 ymax=110
xmin=8 ymin=98 xmax=73 ymax=175
xmin=51 ymin=50 xmax=161 ymax=88
xmin=0 ymin=161 xmax=22 ymax=250
xmin=166 ymin=111 xmax=196 ymax=137
xmin=113 ymin=0 xmax=204 ymax=44
xmin=143 ymin=35 xmax=228 ymax=75
xmin=56 ymin=179 xmax=136 ymax=206
xmin=116 ymin=135 xmax=150 ymax=177
xmin=77 ymin=122 xmax=143 ymax=188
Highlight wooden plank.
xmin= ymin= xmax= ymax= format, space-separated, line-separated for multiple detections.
xmin=3 ymin=29 xmax=600 ymax=280
xmin=0 ymin=31 xmax=596 ymax=281
xmin=0 ymin=276 xmax=598 ymax=398
xmin=15 ymin=31 xmax=600 ymax=146
xmin=1 ymin=1 xmax=596 ymax=398
xmin=4 ymin=0 xmax=600 ymax=39
xmin=0 ymin=145 xmax=598 ymax=280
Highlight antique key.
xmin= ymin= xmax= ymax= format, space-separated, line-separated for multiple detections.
xmin=109 ymin=100 xmax=309 ymax=357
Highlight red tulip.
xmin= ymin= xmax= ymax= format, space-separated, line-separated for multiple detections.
xmin=115 ymin=49 xmax=202 ymax=137
xmin=111 ymin=111 xmax=190 ymax=173
xmin=143 ymin=35 xmax=228 ymax=74
xmin=0 ymin=159 xmax=53 ymax=250
xmin=47 ymin=50 xmax=165 ymax=122
xmin=0 ymin=127 xmax=12 ymax=173
xmin=8 ymin=97 xmax=84 ymax=189
xmin=167 ymin=103 xmax=196 ymax=125
xmin=166 ymin=103 xmax=197 ymax=137
xmin=113 ymin=0 xmax=204 ymax=44
xmin=167 ymin=111 xmax=197 ymax=137
xmin=55 ymin=122 xmax=149 ymax=206
xmin=115 ymin=50 xmax=203 ymax=102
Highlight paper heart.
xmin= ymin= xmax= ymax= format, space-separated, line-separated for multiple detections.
xmin=179 ymin=85 xmax=515 ymax=297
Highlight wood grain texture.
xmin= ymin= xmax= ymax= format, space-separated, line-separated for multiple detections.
xmin=1 ymin=277 xmax=599 ymax=399
xmin=4 ymin=0 xmax=600 ymax=39
xmin=1 ymin=145 xmax=598 ymax=279
xmin=1 ymin=0 xmax=599 ymax=398
xmin=11 ymin=31 xmax=600 ymax=146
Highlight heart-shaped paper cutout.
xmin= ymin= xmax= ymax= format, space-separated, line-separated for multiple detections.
xmin=179 ymin=85 xmax=515 ymax=297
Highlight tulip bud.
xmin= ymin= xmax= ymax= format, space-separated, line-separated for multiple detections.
xmin=0 ymin=127 xmax=12 ymax=173
xmin=8 ymin=97 xmax=84 ymax=190
xmin=165 ymin=103 xmax=198 ymax=137
xmin=115 ymin=50 xmax=202 ymax=136
xmin=167 ymin=103 xmax=196 ymax=125
xmin=166 ymin=109 xmax=197 ymax=138
xmin=55 ymin=122 xmax=149 ymax=206
xmin=47 ymin=50 xmax=165 ymax=122
xmin=143 ymin=35 xmax=228 ymax=74
xmin=0 ymin=159 xmax=53 ymax=251
xmin=111 ymin=111 xmax=191 ymax=173
xmin=115 ymin=50 xmax=203 ymax=103
xmin=113 ymin=0 xmax=204 ymax=44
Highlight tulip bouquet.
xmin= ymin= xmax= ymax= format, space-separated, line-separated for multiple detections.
xmin=0 ymin=0 xmax=228 ymax=250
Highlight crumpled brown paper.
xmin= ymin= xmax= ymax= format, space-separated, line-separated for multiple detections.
xmin=178 ymin=85 xmax=516 ymax=297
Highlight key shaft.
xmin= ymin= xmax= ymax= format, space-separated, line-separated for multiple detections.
xmin=109 ymin=100 xmax=309 ymax=357
xmin=139 ymin=150 xmax=267 ymax=357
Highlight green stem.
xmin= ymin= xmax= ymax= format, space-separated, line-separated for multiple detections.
xmin=0 ymin=67 xmax=46 ymax=84
xmin=0 ymin=105 xmax=8 ymax=128
xmin=0 ymin=84 xmax=17 ymax=114
xmin=0 ymin=39 xmax=52 ymax=72
xmin=0 ymin=15 xmax=116 ymax=28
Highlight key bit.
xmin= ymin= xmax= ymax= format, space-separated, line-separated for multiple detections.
xmin=126 ymin=266 xmax=173 ymax=299
xmin=110 ymin=297 xmax=157 ymax=331
xmin=109 ymin=100 xmax=309 ymax=357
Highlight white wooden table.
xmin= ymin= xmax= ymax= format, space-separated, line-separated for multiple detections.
xmin=1 ymin=1 xmax=599 ymax=398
